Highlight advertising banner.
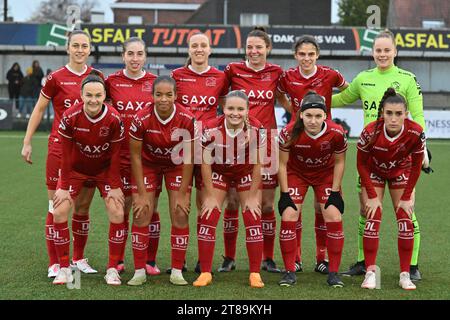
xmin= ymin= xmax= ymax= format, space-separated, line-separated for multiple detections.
xmin=1 ymin=23 xmax=449 ymax=55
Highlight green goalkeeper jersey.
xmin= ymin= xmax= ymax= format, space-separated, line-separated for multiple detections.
xmin=331 ymin=65 xmax=425 ymax=130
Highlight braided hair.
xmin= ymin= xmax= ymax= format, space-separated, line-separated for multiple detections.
xmin=361 ymin=87 xmax=407 ymax=151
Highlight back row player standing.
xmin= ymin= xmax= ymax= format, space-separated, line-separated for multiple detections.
xmin=105 ymin=37 xmax=159 ymax=275
xmin=21 ymin=30 xmax=100 ymax=278
xmin=220 ymin=27 xmax=292 ymax=273
xmin=277 ymin=35 xmax=348 ymax=274
xmin=171 ymin=33 xmax=229 ymax=273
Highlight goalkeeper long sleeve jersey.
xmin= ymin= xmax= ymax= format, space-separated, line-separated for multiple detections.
xmin=331 ymin=65 xmax=425 ymax=131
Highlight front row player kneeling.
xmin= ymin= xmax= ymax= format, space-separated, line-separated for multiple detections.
xmin=195 ymin=90 xmax=266 ymax=288
xmin=277 ymin=91 xmax=346 ymax=288
xmin=357 ymin=88 xmax=424 ymax=290
xmin=52 ymin=71 xmax=127 ymax=285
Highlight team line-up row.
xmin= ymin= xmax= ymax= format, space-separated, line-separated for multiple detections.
xmin=20 ymin=27 xmax=431 ymax=291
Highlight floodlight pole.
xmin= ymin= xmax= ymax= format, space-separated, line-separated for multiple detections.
xmin=3 ymin=0 xmax=7 ymax=21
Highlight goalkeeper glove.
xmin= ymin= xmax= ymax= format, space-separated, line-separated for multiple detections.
xmin=325 ymin=191 xmax=345 ymax=214
xmin=278 ymin=192 xmax=297 ymax=216
xmin=422 ymin=148 xmax=434 ymax=174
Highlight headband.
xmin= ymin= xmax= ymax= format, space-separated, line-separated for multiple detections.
xmin=300 ymin=102 xmax=327 ymax=112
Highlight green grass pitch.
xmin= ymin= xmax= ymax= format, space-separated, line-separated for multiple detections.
xmin=0 ymin=132 xmax=449 ymax=300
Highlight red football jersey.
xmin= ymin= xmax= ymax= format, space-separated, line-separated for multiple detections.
xmin=129 ymin=103 xmax=196 ymax=167
xmin=277 ymin=65 xmax=346 ymax=119
xmin=41 ymin=65 xmax=101 ymax=141
xmin=105 ymin=70 xmax=157 ymax=164
xmin=279 ymin=120 xmax=347 ymax=184
xmin=357 ymin=119 xmax=425 ymax=179
xmin=202 ymin=115 xmax=266 ymax=177
xmin=58 ymin=103 xmax=124 ymax=188
xmin=172 ymin=65 xmax=229 ymax=123
xmin=224 ymin=61 xmax=283 ymax=130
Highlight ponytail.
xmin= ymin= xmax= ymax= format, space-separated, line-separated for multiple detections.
xmin=362 ymin=87 xmax=407 ymax=151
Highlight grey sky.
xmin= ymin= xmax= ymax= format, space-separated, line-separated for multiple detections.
xmin=6 ymin=0 xmax=339 ymax=24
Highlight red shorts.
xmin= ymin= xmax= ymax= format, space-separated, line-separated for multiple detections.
xmin=211 ymin=170 xmax=261 ymax=192
xmin=261 ymin=130 xmax=278 ymax=189
xmin=120 ymin=163 xmax=163 ymax=197
xmin=261 ymin=167 xmax=278 ymax=189
xmin=131 ymin=165 xmax=190 ymax=193
xmin=57 ymin=170 xmax=111 ymax=198
xmin=46 ymin=137 xmax=62 ymax=190
xmin=369 ymin=168 xmax=411 ymax=189
xmin=287 ymin=172 xmax=334 ymax=204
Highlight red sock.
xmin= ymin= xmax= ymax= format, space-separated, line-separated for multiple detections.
xmin=131 ymin=225 xmax=149 ymax=270
xmin=261 ymin=210 xmax=276 ymax=260
xmin=295 ymin=213 xmax=303 ymax=262
xmin=326 ymin=221 xmax=344 ymax=273
xmin=45 ymin=212 xmax=59 ymax=266
xmin=53 ymin=222 xmax=70 ymax=268
xmin=171 ymin=226 xmax=189 ymax=270
xmin=279 ymin=220 xmax=297 ymax=272
xmin=198 ymin=208 xmax=221 ymax=272
xmin=72 ymin=213 xmax=89 ymax=261
xmin=396 ymin=208 xmax=414 ymax=273
xmin=242 ymin=210 xmax=263 ymax=273
xmin=119 ymin=214 xmax=129 ymax=262
xmin=363 ymin=208 xmax=382 ymax=271
xmin=108 ymin=222 xmax=126 ymax=269
xmin=197 ymin=215 xmax=201 ymax=235
xmin=147 ymin=212 xmax=160 ymax=263
xmin=223 ymin=209 xmax=239 ymax=259
xmin=315 ymin=212 xmax=327 ymax=262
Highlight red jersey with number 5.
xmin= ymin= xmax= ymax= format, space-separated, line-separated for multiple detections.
xmin=172 ymin=66 xmax=229 ymax=123
xmin=225 ymin=61 xmax=282 ymax=130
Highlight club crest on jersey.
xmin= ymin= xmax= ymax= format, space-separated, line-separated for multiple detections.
xmin=261 ymin=72 xmax=271 ymax=81
xmin=100 ymin=126 xmax=109 ymax=137
xmin=142 ymin=81 xmax=152 ymax=92
xmin=320 ymin=141 xmax=331 ymax=151
xmin=391 ymin=81 xmax=401 ymax=90
xmin=205 ymin=77 xmax=216 ymax=87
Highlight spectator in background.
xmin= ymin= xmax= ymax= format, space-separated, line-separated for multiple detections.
xmin=6 ymin=62 xmax=23 ymax=111
xmin=32 ymin=60 xmax=45 ymax=97
xmin=18 ymin=67 xmax=34 ymax=119
xmin=42 ymin=69 xmax=54 ymax=120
